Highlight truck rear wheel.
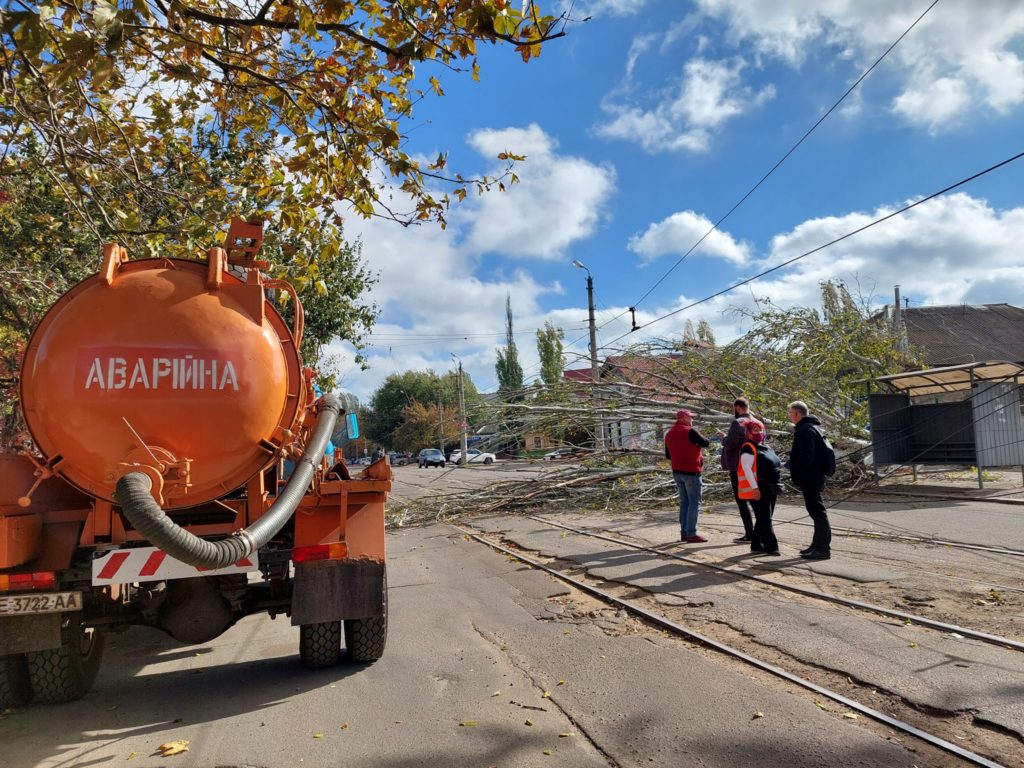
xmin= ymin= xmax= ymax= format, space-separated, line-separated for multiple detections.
xmin=0 ymin=654 xmax=30 ymax=709
xmin=299 ymin=621 xmax=341 ymax=669
xmin=344 ymin=569 xmax=388 ymax=663
xmin=26 ymin=619 xmax=104 ymax=704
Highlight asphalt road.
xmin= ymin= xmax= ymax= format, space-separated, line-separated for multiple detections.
xmin=0 ymin=524 xmax=917 ymax=768
xmin=387 ymin=460 xmax=547 ymax=503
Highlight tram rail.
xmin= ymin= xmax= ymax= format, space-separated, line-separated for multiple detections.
xmin=525 ymin=515 xmax=1024 ymax=653
xmin=462 ymin=529 xmax=1010 ymax=768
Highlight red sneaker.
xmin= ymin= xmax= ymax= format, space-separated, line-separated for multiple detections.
xmin=686 ymin=534 xmax=708 ymax=543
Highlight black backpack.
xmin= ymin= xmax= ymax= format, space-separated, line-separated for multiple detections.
xmin=814 ymin=427 xmax=837 ymax=476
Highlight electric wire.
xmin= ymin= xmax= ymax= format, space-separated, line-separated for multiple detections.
xmin=602 ymin=0 xmax=942 ymax=330
xmin=604 ymin=149 xmax=1024 ymax=349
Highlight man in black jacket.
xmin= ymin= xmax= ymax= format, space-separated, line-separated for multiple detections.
xmin=719 ymin=397 xmax=755 ymax=543
xmin=787 ymin=400 xmax=831 ymax=560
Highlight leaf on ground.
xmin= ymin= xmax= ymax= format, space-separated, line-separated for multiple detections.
xmin=313 ymin=733 xmax=324 ymax=739
xmin=813 ymin=701 xmax=826 ymax=710
xmin=460 ymin=720 xmax=478 ymax=727
xmin=557 ymin=680 xmax=566 ymax=686
xmin=558 ymin=732 xmax=574 ymax=738
xmin=127 ymin=752 xmax=138 ymax=761
xmin=843 ymin=713 xmax=860 ymax=720
xmin=542 ymin=750 xmax=553 ymax=756
xmin=340 ymin=723 xmax=350 ymax=730
xmin=491 ymin=691 xmax=501 ymax=697
xmin=156 ymin=740 xmax=190 ymax=757
xmin=525 ymin=719 xmax=533 ymax=726
xmin=908 ymin=642 xmax=918 ymax=648
xmin=541 ymin=691 xmax=551 ymax=698
xmin=752 ymin=711 xmax=764 ymax=719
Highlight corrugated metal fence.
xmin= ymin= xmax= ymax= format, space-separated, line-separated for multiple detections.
xmin=973 ymin=383 xmax=1024 ymax=467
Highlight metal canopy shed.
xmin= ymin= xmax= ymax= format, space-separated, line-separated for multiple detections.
xmin=863 ymin=361 xmax=1024 ymax=481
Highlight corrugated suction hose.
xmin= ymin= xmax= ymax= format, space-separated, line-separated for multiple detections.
xmin=115 ymin=393 xmax=342 ymax=569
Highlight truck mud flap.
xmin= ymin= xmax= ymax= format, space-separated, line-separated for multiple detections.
xmin=291 ymin=558 xmax=385 ymax=626
xmin=0 ymin=614 xmax=62 ymax=655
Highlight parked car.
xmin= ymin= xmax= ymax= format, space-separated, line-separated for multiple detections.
xmin=388 ymin=451 xmax=413 ymax=466
xmin=543 ymin=447 xmax=582 ymax=461
xmin=418 ymin=448 xmax=446 ymax=468
xmin=449 ymin=448 xmax=496 ymax=465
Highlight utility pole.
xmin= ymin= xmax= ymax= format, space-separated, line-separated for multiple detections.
xmin=573 ymin=260 xmax=604 ymax=451
xmin=437 ymin=394 xmax=444 ymax=454
xmin=453 ymin=355 xmax=468 ymax=466
xmin=893 ymin=285 xmax=906 ymax=352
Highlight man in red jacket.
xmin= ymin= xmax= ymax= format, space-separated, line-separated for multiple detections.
xmin=664 ymin=409 xmax=711 ymax=542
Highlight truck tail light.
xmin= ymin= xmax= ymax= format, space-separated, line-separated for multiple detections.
xmin=0 ymin=571 xmax=57 ymax=591
xmin=292 ymin=542 xmax=347 ymax=563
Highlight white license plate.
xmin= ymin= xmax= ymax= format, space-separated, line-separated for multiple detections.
xmin=0 ymin=591 xmax=82 ymax=616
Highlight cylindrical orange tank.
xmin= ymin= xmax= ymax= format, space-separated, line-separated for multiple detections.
xmin=19 ymin=251 xmax=304 ymax=509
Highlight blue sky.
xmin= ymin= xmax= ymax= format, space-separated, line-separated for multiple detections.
xmin=331 ymin=0 xmax=1024 ymax=400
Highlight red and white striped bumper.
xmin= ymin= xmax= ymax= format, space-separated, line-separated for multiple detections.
xmin=91 ymin=547 xmax=259 ymax=586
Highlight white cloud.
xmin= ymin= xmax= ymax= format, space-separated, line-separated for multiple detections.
xmin=891 ymin=76 xmax=970 ymax=131
xmin=618 ymin=193 xmax=1024 ymax=353
xmin=693 ymin=0 xmax=1024 ymax=129
xmin=326 ymin=124 xmax=614 ymax=399
xmin=598 ymin=58 xmax=775 ymax=153
xmin=758 ymin=192 xmax=1024 ymax=307
xmin=461 ymin=124 xmax=617 ymax=259
xmin=337 ymin=181 xmax=1024 ymax=399
xmin=626 ymin=33 xmax=658 ymax=79
xmin=628 ymin=210 xmax=751 ymax=265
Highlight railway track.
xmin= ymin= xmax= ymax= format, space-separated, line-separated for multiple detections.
xmin=462 ymin=528 xmax=1010 ymax=768
xmin=524 ymin=515 xmax=1024 ymax=652
xmin=756 ymin=515 xmax=1024 ymax=559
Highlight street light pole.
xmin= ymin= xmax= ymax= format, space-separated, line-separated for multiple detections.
xmin=572 ymin=260 xmax=604 ymax=451
xmin=452 ymin=354 xmax=468 ymax=466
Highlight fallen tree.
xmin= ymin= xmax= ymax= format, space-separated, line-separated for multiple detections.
xmin=388 ymin=283 xmax=906 ymax=527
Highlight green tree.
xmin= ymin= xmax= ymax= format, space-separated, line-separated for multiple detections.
xmin=274 ymin=234 xmax=379 ymax=389
xmin=495 ymin=295 xmax=523 ymax=397
xmin=670 ymin=281 xmax=916 ymax=435
xmin=364 ymin=369 xmax=480 ymax=446
xmin=536 ymin=321 xmax=565 ymax=387
xmin=696 ymin=319 xmax=716 ymax=347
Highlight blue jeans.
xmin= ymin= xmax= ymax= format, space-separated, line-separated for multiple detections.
xmin=673 ymin=472 xmax=702 ymax=537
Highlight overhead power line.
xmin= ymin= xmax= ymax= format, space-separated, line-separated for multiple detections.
xmin=369 ymin=327 xmax=588 ymax=342
xmin=605 ymin=148 xmax=1024 ymax=348
xmin=603 ymin=0 xmax=941 ymax=330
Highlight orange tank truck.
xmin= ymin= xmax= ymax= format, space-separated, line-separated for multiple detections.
xmin=0 ymin=219 xmax=390 ymax=706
